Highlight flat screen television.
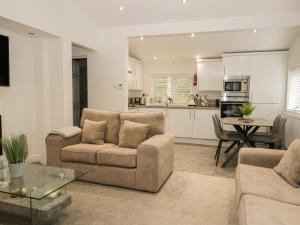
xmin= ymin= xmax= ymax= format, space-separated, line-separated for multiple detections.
xmin=0 ymin=35 xmax=9 ymax=86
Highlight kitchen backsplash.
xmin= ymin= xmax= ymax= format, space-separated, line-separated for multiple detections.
xmin=128 ymin=90 xmax=143 ymax=98
xmin=196 ymin=90 xmax=222 ymax=100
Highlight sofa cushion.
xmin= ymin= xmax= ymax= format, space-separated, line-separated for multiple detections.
xmin=236 ymin=164 xmax=300 ymax=206
xmin=239 ymin=195 xmax=300 ymax=225
xmin=274 ymin=139 xmax=300 ymax=188
xmin=61 ymin=143 xmax=115 ymax=164
xmin=80 ymin=108 xmax=120 ymax=144
xmin=97 ymin=146 xmax=137 ymax=168
xmin=119 ymin=120 xmax=149 ymax=148
xmin=82 ymin=119 xmax=106 ymax=145
xmin=120 ymin=112 xmax=165 ymax=138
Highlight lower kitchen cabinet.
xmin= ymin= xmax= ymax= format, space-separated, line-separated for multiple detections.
xmin=168 ymin=109 xmax=193 ymax=138
xmin=192 ymin=110 xmax=220 ymax=139
xmin=168 ymin=108 xmax=219 ymax=139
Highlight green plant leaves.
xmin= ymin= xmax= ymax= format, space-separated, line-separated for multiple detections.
xmin=239 ymin=103 xmax=255 ymax=116
xmin=0 ymin=134 xmax=26 ymax=164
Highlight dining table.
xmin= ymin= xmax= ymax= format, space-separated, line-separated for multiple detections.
xmin=221 ymin=117 xmax=273 ymax=167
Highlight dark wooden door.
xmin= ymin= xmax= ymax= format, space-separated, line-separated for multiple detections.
xmin=72 ymin=58 xmax=88 ymax=126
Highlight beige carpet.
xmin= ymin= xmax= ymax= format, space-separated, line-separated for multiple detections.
xmin=0 ymin=144 xmax=238 ymax=225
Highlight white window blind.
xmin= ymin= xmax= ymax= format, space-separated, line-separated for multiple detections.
xmin=152 ymin=75 xmax=192 ymax=104
xmin=287 ymin=68 xmax=300 ymax=113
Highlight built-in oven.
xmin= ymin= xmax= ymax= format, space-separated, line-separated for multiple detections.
xmin=220 ymin=97 xmax=249 ymax=118
xmin=223 ymin=76 xmax=250 ymax=97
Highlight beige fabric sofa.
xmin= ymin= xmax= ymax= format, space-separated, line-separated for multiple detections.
xmin=46 ymin=108 xmax=174 ymax=192
xmin=236 ymin=147 xmax=300 ymax=225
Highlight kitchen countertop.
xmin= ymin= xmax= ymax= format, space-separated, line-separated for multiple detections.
xmin=128 ymin=105 xmax=220 ymax=110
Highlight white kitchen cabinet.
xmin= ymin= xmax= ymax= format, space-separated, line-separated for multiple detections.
xmin=197 ymin=59 xmax=223 ymax=91
xmin=251 ymin=103 xmax=283 ymax=122
xmin=250 ymin=53 xmax=288 ymax=104
xmin=168 ymin=108 xmax=219 ymax=139
xmin=168 ymin=108 xmax=193 ymax=138
xmin=192 ymin=109 xmax=219 ymax=139
xmin=128 ymin=57 xmax=143 ymax=90
xmin=223 ymin=55 xmax=251 ymax=76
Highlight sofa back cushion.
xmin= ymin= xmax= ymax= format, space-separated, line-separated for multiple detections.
xmin=81 ymin=108 xmax=120 ymax=144
xmin=120 ymin=112 xmax=165 ymax=138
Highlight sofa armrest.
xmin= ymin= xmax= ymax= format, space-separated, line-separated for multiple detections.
xmin=136 ymin=133 xmax=174 ymax=192
xmin=238 ymin=148 xmax=285 ymax=168
xmin=46 ymin=129 xmax=82 ymax=167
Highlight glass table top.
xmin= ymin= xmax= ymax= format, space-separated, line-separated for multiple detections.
xmin=0 ymin=162 xmax=87 ymax=200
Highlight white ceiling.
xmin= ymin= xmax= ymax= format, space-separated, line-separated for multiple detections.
xmin=129 ymin=27 xmax=300 ymax=63
xmin=73 ymin=0 xmax=300 ymax=28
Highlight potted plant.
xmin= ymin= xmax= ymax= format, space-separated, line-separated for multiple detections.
xmin=1 ymin=134 xmax=26 ymax=178
xmin=239 ymin=102 xmax=256 ymax=119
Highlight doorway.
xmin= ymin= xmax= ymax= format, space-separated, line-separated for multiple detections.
xmin=72 ymin=58 xmax=88 ymax=126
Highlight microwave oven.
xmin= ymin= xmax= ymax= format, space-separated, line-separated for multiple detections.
xmin=222 ymin=76 xmax=250 ymax=97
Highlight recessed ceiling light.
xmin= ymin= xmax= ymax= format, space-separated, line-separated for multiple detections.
xmin=182 ymin=0 xmax=188 ymax=5
xmin=140 ymin=37 xmax=144 ymax=40
xmin=119 ymin=6 xmax=124 ymax=11
xmin=191 ymin=33 xmax=195 ymax=38
xmin=153 ymin=57 xmax=157 ymax=60
xmin=252 ymin=29 xmax=257 ymax=33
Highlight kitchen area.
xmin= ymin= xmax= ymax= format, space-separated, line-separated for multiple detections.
xmin=127 ymin=29 xmax=294 ymax=145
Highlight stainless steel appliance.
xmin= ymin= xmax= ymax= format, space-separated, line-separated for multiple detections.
xmin=221 ymin=97 xmax=249 ymax=118
xmin=222 ymin=76 xmax=250 ymax=97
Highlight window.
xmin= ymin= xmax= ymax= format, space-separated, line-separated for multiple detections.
xmin=287 ymin=67 xmax=300 ymax=113
xmin=152 ymin=75 xmax=192 ymax=104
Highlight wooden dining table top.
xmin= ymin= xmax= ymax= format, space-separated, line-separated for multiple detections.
xmin=222 ymin=117 xmax=273 ymax=127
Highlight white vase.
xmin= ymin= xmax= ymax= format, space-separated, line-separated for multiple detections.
xmin=9 ymin=162 xmax=24 ymax=178
xmin=243 ymin=115 xmax=251 ymax=119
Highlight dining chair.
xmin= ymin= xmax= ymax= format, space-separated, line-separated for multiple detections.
xmin=212 ymin=114 xmax=243 ymax=166
xmin=248 ymin=117 xmax=287 ymax=149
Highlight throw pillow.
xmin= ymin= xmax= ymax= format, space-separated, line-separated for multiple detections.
xmin=274 ymin=139 xmax=300 ymax=188
xmin=119 ymin=120 xmax=149 ymax=148
xmin=82 ymin=119 xmax=106 ymax=145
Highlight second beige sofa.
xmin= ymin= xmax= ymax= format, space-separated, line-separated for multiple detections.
xmin=236 ymin=147 xmax=300 ymax=225
xmin=46 ymin=108 xmax=174 ymax=193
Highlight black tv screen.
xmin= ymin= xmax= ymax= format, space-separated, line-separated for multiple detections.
xmin=0 ymin=35 xmax=9 ymax=86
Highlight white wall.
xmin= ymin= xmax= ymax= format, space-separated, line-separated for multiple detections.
xmin=0 ymin=27 xmax=76 ymax=163
xmin=143 ymin=62 xmax=197 ymax=95
xmin=0 ymin=29 xmax=44 ymax=162
xmin=88 ymin=29 xmax=129 ymax=112
xmin=285 ymin=34 xmax=300 ymax=146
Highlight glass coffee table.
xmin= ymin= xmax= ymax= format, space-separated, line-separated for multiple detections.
xmin=0 ymin=161 xmax=87 ymax=224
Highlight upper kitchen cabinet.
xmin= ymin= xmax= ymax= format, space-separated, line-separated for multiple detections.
xmin=250 ymin=52 xmax=288 ymax=104
xmin=197 ymin=59 xmax=223 ymax=91
xmin=128 ymin=57 xmax=144 ymax=90
xmin=223 ymin=54 xmax=251 ymax=76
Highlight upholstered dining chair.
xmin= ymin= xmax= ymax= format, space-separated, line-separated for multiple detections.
xmin=212 ymin=114 xmax=243 ymax=166
xmin=248 ymin=117 xmax=287 ymax=149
